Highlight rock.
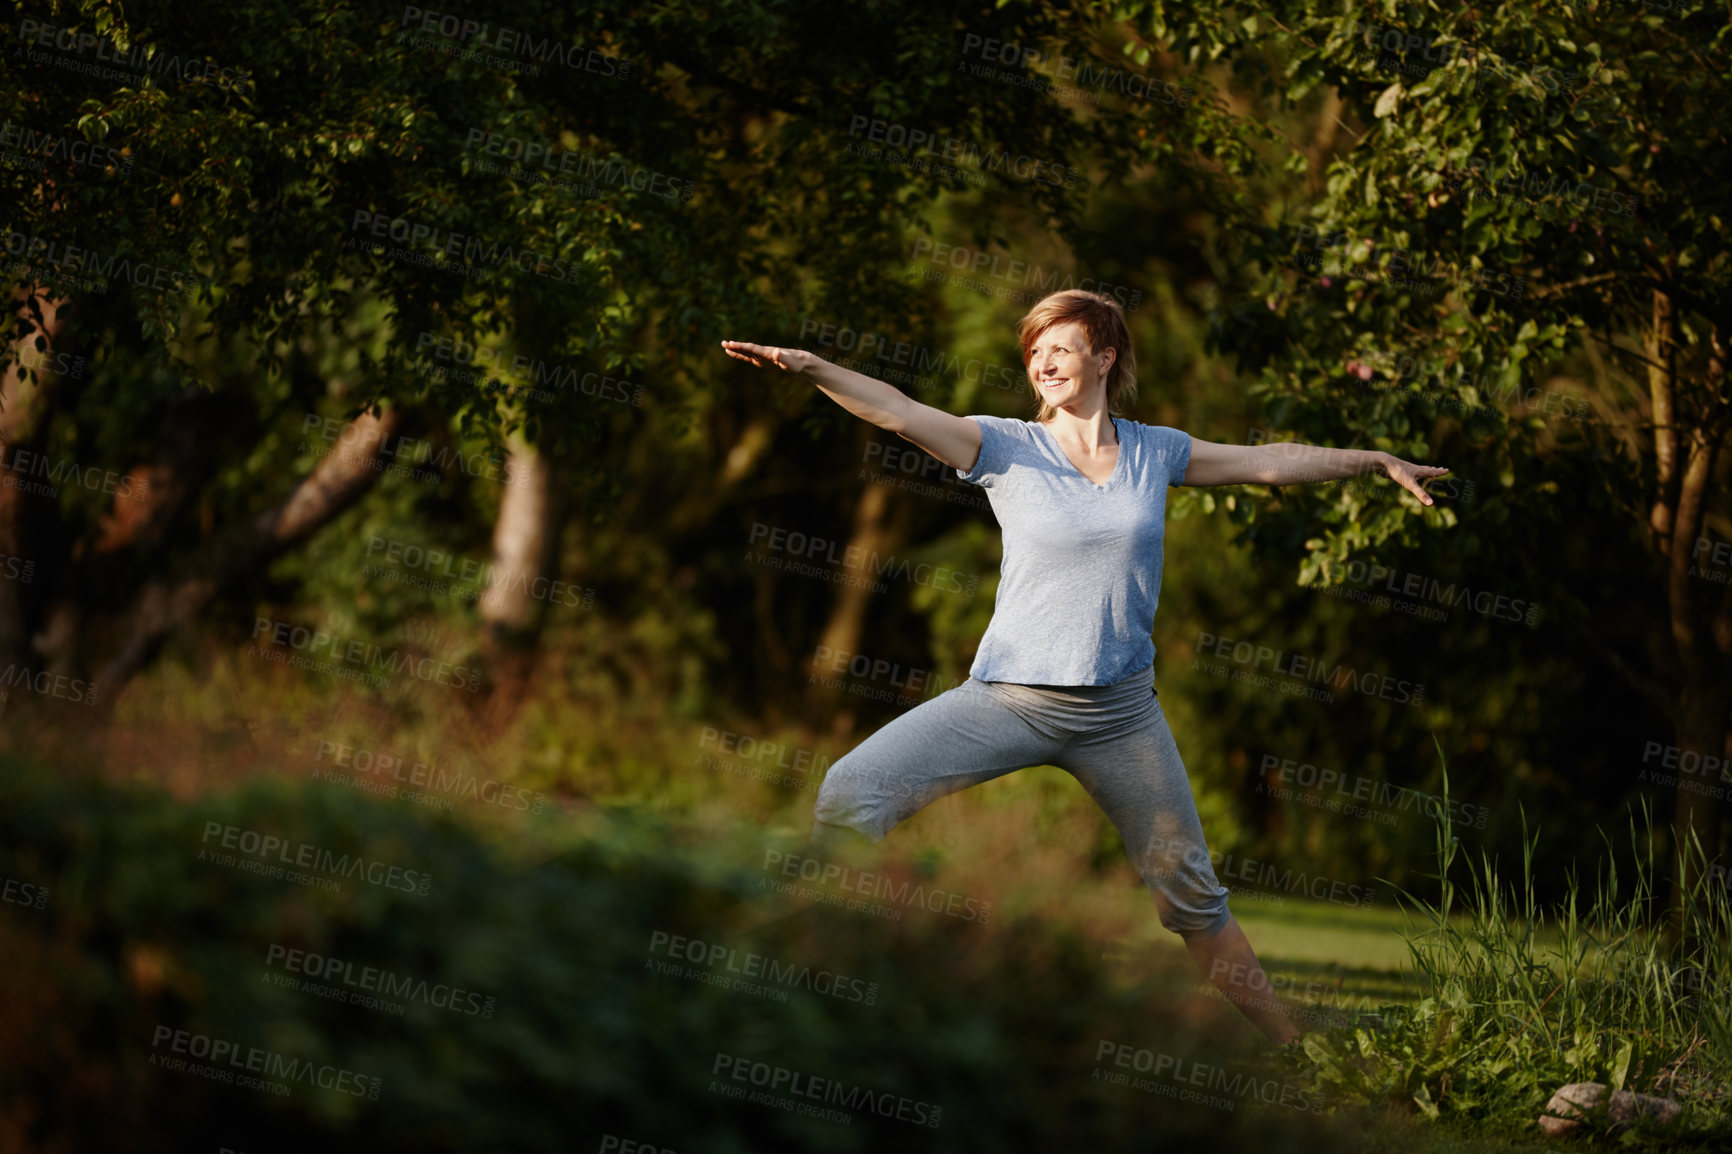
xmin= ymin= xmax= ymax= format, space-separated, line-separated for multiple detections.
xmin=1538 ymin=1081 xmax=1683 ymax=1136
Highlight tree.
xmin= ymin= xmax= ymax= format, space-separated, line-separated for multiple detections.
xmin=1112 ymin=0 xmax=1731 ymax=912
xmin=2 ymin=0 xmax=1182 ymax=712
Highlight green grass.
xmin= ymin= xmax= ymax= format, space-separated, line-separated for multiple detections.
xmin=1285 ymin=744 xmax=1732 ymax=1146
xmin=1232 ymin=901 xmax=1422 ymax=1011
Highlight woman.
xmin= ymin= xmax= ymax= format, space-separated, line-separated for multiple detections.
xmin=720 ymin=289 xmax=1447 ymax=1046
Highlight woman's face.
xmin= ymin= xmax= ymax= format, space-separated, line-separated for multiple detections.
xmin=1027 ymin=321 xmax=1113 ymax=414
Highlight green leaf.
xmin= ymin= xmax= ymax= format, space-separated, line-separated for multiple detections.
xmin=1374 ymin=84 xmax=1402 ymax=119
xmin=1609 ymin=1037 xmax=1632 ymax=1091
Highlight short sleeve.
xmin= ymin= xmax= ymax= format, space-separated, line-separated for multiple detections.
xmin=955 ymin=415 xmax=1014 ymax=487
xmin=1146 ymin=424 xmax=1193 ymax=487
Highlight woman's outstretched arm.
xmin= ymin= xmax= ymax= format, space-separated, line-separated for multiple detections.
xmin=720 ymin=340 xmax=982 ymax=472
xmin=1183 ymin=435 xmax=1448 ymax=507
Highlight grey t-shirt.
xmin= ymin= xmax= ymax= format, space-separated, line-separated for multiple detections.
xmin=954 ymin=414 xmax=1192 ymax=686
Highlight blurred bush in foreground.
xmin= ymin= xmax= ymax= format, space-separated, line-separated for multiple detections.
xmin=0 ymin=753 xmax=1409 ymax=1154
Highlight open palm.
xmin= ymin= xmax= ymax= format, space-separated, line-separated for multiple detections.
xmin=720 ymin=340 xmax=821 ymax=374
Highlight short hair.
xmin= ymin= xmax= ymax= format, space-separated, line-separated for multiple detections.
xmin=1015 ymin=289 xmax=1138 ymax=422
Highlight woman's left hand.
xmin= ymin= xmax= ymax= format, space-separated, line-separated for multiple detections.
xmin=1381 ymin=454 xmax=1450 ymax=506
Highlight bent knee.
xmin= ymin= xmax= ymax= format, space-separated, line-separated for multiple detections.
xmin=813 ymin=764 xmax=895 ymax=842
xmin=1153 ymin=891 xmax=1232 ymax=941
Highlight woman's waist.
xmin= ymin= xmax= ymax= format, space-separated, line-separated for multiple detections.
xmin=982 ymin=660 xmax=1155 ymax=707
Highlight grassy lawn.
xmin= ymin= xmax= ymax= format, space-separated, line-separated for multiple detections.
xmin=1102 ymin=891 xmax=1620 ymax=1028
xmin=1086 ymin=895 xmax=1426 ymax=1025
xmin=1232 ymin=900 xmax=1426 ymax=1011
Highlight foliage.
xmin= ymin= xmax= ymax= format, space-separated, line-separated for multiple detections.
xmin=0 ymin=750 xmax=1419 ymax=1151
xmin=1288 ymin=738 xmax=1732 ymax=1144
xmin=2 ymin=0 xmax=1726 ymax=1018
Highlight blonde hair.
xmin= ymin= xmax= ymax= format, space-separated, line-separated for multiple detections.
xmin=1015 ymin=289 xmax=1138 ymax=423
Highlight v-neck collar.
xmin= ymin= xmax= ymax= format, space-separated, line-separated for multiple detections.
xmin=1037 ymin=417 xmax=1127 ymax=490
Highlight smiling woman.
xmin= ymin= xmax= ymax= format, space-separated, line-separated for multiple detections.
xmin=1019 ymin=290 xmax=1137 ymax=424
xmin=719 ymin=288 xmax=1447 ymax=1049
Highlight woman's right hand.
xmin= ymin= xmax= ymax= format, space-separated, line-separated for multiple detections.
xmin=720 ymin=340 xmax=823 ymax=375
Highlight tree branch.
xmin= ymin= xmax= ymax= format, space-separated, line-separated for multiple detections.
xmin=93 ymin=405 xmax=405 ymax=704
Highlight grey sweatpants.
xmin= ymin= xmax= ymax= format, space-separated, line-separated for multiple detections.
xmin=812 ymin=663 xmax=1232 ymax=939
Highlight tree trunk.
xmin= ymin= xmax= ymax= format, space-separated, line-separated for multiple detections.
xmin=88 ymin=406 xmax=405 ymax=709
xmin=804 ymin=451 xmax=913 ymax=744
xmin=1646 ymin=288 xmax=1679 ymax=544
xmin=1646 ymin=292 xmax=1732 ymax=928
xmin=0 ymin=288 xmax=74 ymax=668
xmin=476 ymin=430 xmax=564 ymax=731
xmin=1668 ymin=681 xmax=1731 ymax=919
xmin=36 ymin=384 xmax=262 ymax=679
xmin=667 ymin=409 xmax=783 ymax=536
